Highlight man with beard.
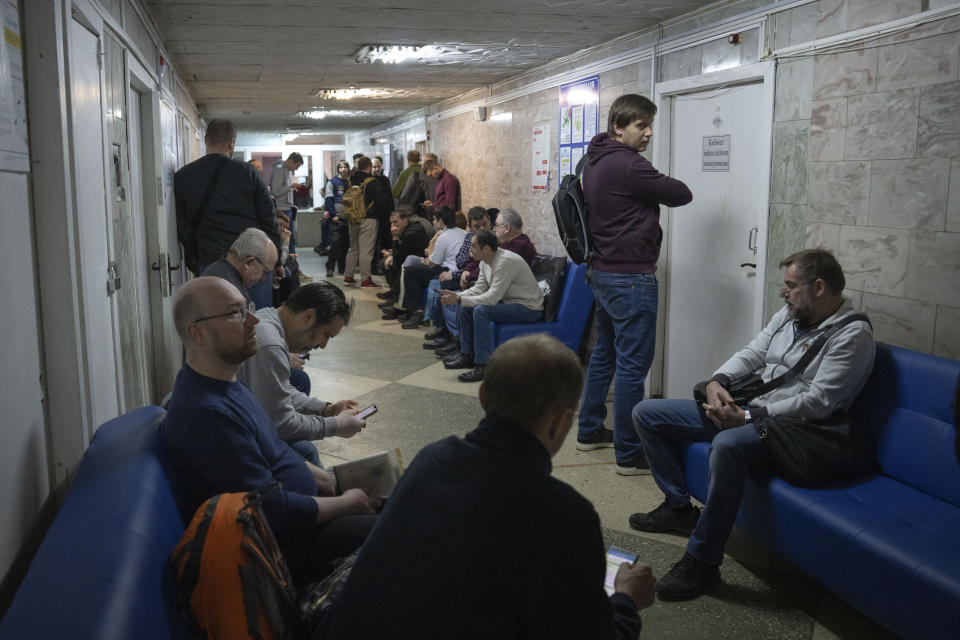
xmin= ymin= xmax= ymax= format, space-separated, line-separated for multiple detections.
xmin=628 ymin=249 xmax=874 ymax=600
xmin=238 ymin=282 xmax=366 ymax=466
xmin=161 ymin=277 xmax=378 ymax=585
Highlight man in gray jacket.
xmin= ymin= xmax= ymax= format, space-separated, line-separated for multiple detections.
xmin=238 ymin=282 xmax=366 ymax=465
xmin=628 ymin=249 xmax=875 ymax=600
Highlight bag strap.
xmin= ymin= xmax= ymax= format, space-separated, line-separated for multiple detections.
xmin=191 ymin=156 xmax=229 ymax=232
xmin=742 ymin=312 xmax=871 ymax=401
xmin=573 ymin=154 xmax=588 ymax=180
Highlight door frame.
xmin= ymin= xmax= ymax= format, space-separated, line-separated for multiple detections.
xmin=647 ymin=60 xmax=776 ymax=397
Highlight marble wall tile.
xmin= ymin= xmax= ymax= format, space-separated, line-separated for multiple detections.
xmin=770 ymin=120 xmax=809 ymax=204
xmin=638 ymin=61 xmax=653 ymax=96
xmin=868 ymin=158 xmax=950 ymax=229
xmin=813 ymin=49 xmax=878 ymax=100
xmin=878 ymin=33 xmax=960 ymax=92
xmin=806 ymin=222 xmax=842 ymax=254
xmin=861 ymin=292 xmax=936 ymax=351
xmin=703 ymin=37 xmax=741 ymax=74
xmin=809 ymin=99 xmax=846 ymax=161
xmin=659 ymin=46 xmax=703 ymax=83
xmin=948 ymin=159 xmax=960 ymax=233
xmin=837 ymin=226 xmax=909 ymax=296
xmin=807 ymin=161 xmax=870 ymax=224
xmin=774 ymin=59 xmax=814 ymax=122
xmin=917 ymin=81 xmax=960 ymax=158
xmin=905 ymin=231 xmax=960 ymax=306
xmin=933 ymin=305 xmax=960 ymax=360
xmin=766 ymin=204 xmax=806 ymax=275
xmin=847 ymin=0 xmax=922 ymax=31
xmin=789 ymin=2 xmax=818 ymax=48
xmin=844 ymin=289 xmax=864 ymax=310
xmin=817 ymin=0 xmax=848 ymax=39
xmin=773 ymin=9 xmax=791 ymax=51
xmin=741 ymin=27 xmax=760 ymax=65
xmin=845 ymin=88 xmax=919 ymax=159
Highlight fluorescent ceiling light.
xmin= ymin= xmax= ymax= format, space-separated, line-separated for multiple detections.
xmin=298 ymin=110 xmax=328 ymax=120
xmin=315 ymin=88 xmax=381 ymax=101
xmin=355 ymin=45 xmax=438 ymax=64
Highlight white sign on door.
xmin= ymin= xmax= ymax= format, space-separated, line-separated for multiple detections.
xmin=702 ymin=135 xmax=730 ymax=172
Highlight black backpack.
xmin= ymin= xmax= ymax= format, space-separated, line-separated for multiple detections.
xmin=552 ymin=155 xmax=593 ymax=265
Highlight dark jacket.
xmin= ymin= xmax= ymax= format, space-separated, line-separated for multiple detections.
xmin=175 ymin=153 xmax=278 ymax=271
xmin=319 ymin=415 xmax=642 ymax=640
xmin=583 ymin=133 xmax=692 ymax=273
xmin=393 ymin=219 xmax=430 ymax=265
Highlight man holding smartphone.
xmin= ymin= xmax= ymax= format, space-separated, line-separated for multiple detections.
xmin=319 ymin=334 xmax=656 ymax=639
xmin=238 ymin=282 xmax=367 ymax=465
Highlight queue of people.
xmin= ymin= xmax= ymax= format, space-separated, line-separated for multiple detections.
xmin=167 ymin=96 xmax=878 ymax=638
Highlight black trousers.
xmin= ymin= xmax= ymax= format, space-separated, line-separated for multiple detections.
xmin=326 ymin=222 xmax=348 ymax=274
xmin=401 ymin=262 xmax=442 ymax=311
xmin=382 ymin=258 xmax=401 ymax=298
xmin=277 ymin=514 xmax=377 ymax=586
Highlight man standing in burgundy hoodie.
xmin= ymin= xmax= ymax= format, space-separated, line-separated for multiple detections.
xmin=575 ymin=94 xmax=693 ymax=474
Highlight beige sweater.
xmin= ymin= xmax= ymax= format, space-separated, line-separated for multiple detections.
xmin=460 ymin=248 xmax=543 ymax=311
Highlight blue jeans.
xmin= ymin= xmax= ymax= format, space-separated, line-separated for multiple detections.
xmin=287 ymin=438 xmax=320 ymax=466
xmin=632 ymin=398 xmax=773 ymax=566
xmin=457 ymin=304 xmax=543 ymax=365
xmin=577 ymin=271 xmax=658 ymax=464
xmin=427 ymin=278 xmax=460 ymax=328
xmin=289 ymin=367 xmax=310 ymax=394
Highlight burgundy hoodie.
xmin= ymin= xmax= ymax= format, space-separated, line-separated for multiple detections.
xmin=583 ymin=133 xmax=692 ymax=273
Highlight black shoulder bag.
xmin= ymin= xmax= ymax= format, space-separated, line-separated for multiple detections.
xmin=695 ymin=313 xmax=876 ymax=486
xmin=185 ymin=156 xmax=229 ymax=275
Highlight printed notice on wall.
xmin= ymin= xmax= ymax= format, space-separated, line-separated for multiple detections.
xmin=702 ymin=135 xmax=730 ymax=172
xmin=0 ymin=0 xmax=29 ymax=172
xmin=558 ymin=76 xmax=598 ymax=186
xmin=532 ymin=124 xmax=550 ymax=190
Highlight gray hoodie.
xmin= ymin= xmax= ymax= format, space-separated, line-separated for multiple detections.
xmin=712 ymin=300 xmax=875 ymax=421
xmin=237 ymin=307 xmax=339 ymax=441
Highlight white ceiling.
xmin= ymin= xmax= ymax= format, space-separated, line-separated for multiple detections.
xmin=146 ymin=0 xmax=721 ymax=132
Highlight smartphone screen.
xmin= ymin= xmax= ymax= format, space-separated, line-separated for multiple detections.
xmin=356 ymin=404 xmax=377 ymax=419
xmin=604 ymin=547 xmax=637 ymax=595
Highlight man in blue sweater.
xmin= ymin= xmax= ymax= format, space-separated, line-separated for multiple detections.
xmin=576 ymin=94 xmax=693 ymax=475
xmin=161 ymin=276 xmax=378 ymax=584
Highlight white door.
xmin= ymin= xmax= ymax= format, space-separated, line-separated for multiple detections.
xmin=662 ymin=80 xmax=768 ymax=398
xmin=68 ymin=19 xmax=120 ymax=429
xmin=127 ymin=87 xmax=157 ymax=399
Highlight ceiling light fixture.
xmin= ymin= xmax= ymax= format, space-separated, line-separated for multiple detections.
xmin=315 ymin=87 xmax=380 ymax=101
xmin=354 ymin=44 xmax=435 ymax=64
xmin=298 ymin=109 xmax=328 ymax=120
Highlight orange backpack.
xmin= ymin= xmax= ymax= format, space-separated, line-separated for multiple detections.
xmin=171 ymin=483 xmax=301 ymax=640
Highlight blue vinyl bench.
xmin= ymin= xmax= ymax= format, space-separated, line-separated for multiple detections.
xmin=490 ymin=260 xmax=593 ymax=352
xmin=0 ymin=406 xmax=196 ymax=639
xmin=681 ymin=343 xmax=960 ymax=639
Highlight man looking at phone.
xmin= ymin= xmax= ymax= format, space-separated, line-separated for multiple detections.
xmin=162 ymin=277 xmax=377 ymax=586
xmin=238 ymin=282 xmax=367 ymax=465
xmin=319 ymin=334 xmax=656 ymax=639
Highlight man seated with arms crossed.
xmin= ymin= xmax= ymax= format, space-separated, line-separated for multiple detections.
xmin=238 ymin=282 xmax=366 ymax=466
xmin=161 ymin=276 xmax=379 ymax=586
xmin=318 ymin=334 xmax=656 ymax=639
xmin=439 ymin=229 xmax=543 ymax=382
xmin=629 ymin=249 xmax=874 ymax=600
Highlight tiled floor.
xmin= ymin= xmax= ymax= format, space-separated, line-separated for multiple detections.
xmin=295 ymin=251 xmax=897 ymax=640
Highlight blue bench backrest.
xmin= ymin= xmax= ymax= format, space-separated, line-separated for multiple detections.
xmin=0 ymin=406 xmax=196 ymax=639
xmin=853 ymin=344 xmax=960 ymax=508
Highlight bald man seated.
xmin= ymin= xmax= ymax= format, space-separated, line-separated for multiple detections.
xmin=161 ymin=276 xmax=379 ymax=585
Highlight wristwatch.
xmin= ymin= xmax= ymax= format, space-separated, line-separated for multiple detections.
xmin=743 ymin=409 xmax=752 ymax=423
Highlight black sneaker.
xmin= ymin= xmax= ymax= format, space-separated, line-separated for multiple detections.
xmin=656 ymin=552 xmax=720 ymax=601
xmin=576 ymin=428 xmax=615 ymax=451
xmin=628 ymin=501 xmax=701 ymax=536
xmin=425 ymin=326 xmax=451 ymax=341
xmin=616 ymin=453 xmax=652 ymax=476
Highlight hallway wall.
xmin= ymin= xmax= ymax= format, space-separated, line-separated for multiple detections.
xmin=364 ymin=0 xmax=960 ymax=359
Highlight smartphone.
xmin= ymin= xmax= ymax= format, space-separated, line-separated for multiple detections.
xmin=604 ymin=547 xmax=637 ymax=595
xmin=355 ymin=404 xmax=378 ymax=419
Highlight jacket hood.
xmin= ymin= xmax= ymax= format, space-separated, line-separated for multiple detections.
xmin=587 ymin=132 xmax=637 ymax=165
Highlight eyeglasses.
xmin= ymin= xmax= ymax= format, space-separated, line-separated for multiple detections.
xmin=193 ymin=301 xmax=256 ymax=324
xmin=781 ymin=278 xmax=816 ymax=293
xmin=252 ymin=257 xmax=271 ymax=273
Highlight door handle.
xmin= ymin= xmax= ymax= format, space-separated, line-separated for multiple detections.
xmin=748 ymin=226 xmax=758 ymax=255
xmin=740 ymin=262 xmax=757 ymax=268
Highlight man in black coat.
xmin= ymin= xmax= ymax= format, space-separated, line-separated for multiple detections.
xmin=377 ymin=205 xmax=429 ymax=305
xmin=318 ymin=334 xmax=656 ymax=640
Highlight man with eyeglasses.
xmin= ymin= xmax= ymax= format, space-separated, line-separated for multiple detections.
xmin=627 ymin=249 xmax=874 ymax=601
xmin=162 ymin=276 xmax=378 ymax=586
xmin=201 ymin=227 xmax=277 ymax=305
